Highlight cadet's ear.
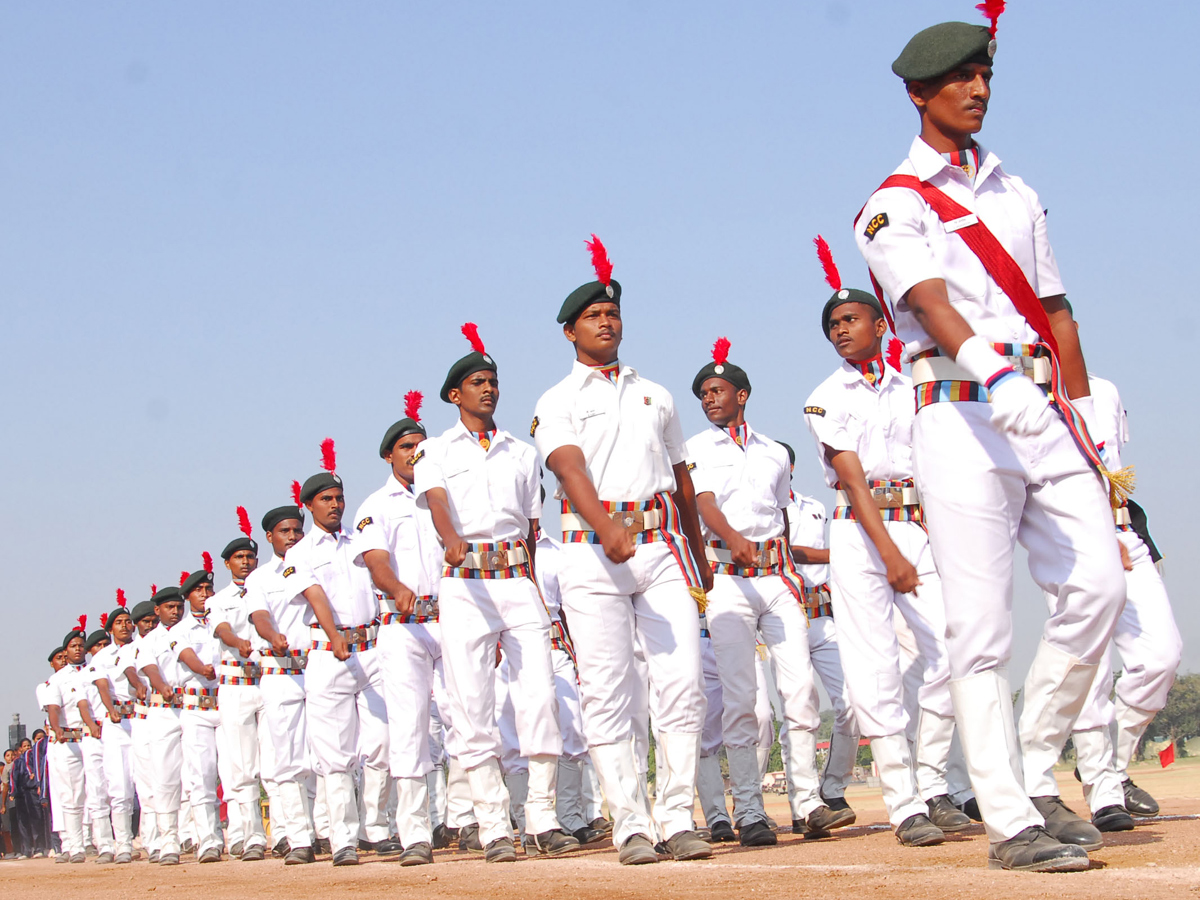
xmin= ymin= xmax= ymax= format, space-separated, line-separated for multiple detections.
xmin=563 ymin=322 xmax=577 ymax=344
xmin=875 ymin=316 xmax=888 ymax=338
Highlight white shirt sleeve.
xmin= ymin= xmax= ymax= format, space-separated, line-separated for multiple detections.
xmin=412 ymin=446 xmax=447 ymax=503
xmin=856 ymin=186 xmax=942 ymax=305
xmin=661 ymin=395 xmax=687 ymax=468
xmin=352 ymin=498 xmax=389 ymax=556
xmin=532 ymin=389 xmax=578 ymax=463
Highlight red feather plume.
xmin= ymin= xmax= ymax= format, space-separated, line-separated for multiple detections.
xmin=116 ymin=588 xmax=127 ymax=609
xmin=150 ymin=583 xmax=158 ymax=597
xmin=100 ymin=613 xmax=109 ymax=629
xmin=202 ymin=551 xmax=213 ymax=574
xmin=291 ymin=480 xmax=302 ymax=506
xmin=976 ymin=0 xmax=1005 ymax=37
xmin=814 ymin=236 xmax=841 ymax=292
xmin=236 ymin=506 xmax=252 ymax=538
xmin=320 ymin=438 xmax=337 ymax=473
xmin=712 ymin=337 xmax=731 ymax=365
xmin=886 ymin=338 xmax=903 ymax=372
xmin=404 ymin=390 xmax=424 ymax=422
xmin=180 ymin=571 xmax=189 ymax=586
xmin=586 ymin=234 xmax=613 ymax=286
xmin=77 ymin=614 xmax=87 ymax=633
xmin=460 ymin=322 xmax=485 ymax=354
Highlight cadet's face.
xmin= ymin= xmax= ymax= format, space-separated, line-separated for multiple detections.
xmin=386 ymin=433 xmax=426 ymax=485
xmin=51 ymin=651 xmax=67 ymax=671
xmin=226 ymin=549 xmax=258 ymax=581
xmin=828 ymin=303 xmax=886 ymax=361
xmin=910 ymin=63 xmax=991 ymax=138
xmin=136 ymin=614 xmax=158 ymax=637
xmin=266 ymin=519 xmax=305 ymax=556
xmin=699 ymin=378 xmax=748 ymax=427
xmin=65 ymin=637 xmax=85 ymax=665
xmin=185 ymin=584 xmax=212 ymax=612
xmin=158 ymin=600 xmax=184 ymax=628
xmin=308 ymin=488 xmax=345 ymax=532
xmin=110 ymin=613 xmax=133 ymax=644
xmin=566 ymin=303 xmax=622 ymax=362
xmin=89 ymin=637 xmax=110 ymax=656
xmin=452 ymin=371 xmax=499 ymax=418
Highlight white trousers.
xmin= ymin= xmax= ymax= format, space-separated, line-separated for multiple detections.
xmin=128 ymin=716 xmax=158 ymax=850
xmin=913 ymin=399 xmax=1126 ymax=841
xmin=217 ymin=681 xmax=269 ymax=851
xmin=560 ymin=540 xmax=705 ymax=845
xmin=699 ymin=636 xmax=725 ymax=758
xmin=49 ymin=742 xmax=86 ymax=854
xmin=180 ymin=706 xmax=221 ymax=853
xmin=101 ymin=719 xmax=135 ymax=816
xmin=807 ymin=616 xmax=860 ymax=798
xmin=145 ymin=708 xmax=183 ymax=854
xmin=554 ymin=646 xmax=588 ymax=759
xmin=304 ymin=647 xmax=390 ymax=851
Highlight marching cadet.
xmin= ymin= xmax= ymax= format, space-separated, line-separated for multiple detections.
xmin=686 ymin=338 xmax=842 ymax=846
xmin=247 ymin=499 xmax=321 ymax=865
xmin=804 ymin=238 xmax=968 ymax=847
xmin=1066 ymin=308 xmax=1181 ymax=828
xmin=38 ymin=644 xmax=68 ymax=861
xmin=137 ymin=587 xmax=190 ymax=866
xmin=79 ymin=626 xmax=116 ymax=863
xmin=534 ymin=236 xmax=713 ymax=865
xmin=288 ymin=441 xmax=394 ymax=866
xmin=173 ymin=559 xmax=225 ymax=862
xmin=854 ymin=4 xmax=1126 ymax=870
xmin=354 ymin=391 xmax=447 ymax=866
xmin=210 ymin=509 xmax=270 ymax=861
xmin=777 ymin=442 xmax=860 ymax=823
xmin=122 ymin=597 xmax=160 ymax=861
xmin=90 ymin=592 xmax=137 ymax=864
xmin=44 ymin=621 xmax=91 ymax=863
xmin=416 ymin=325 xmax=578 ymax=863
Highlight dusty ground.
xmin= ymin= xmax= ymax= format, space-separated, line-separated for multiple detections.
xmin=9 ymin=761 xmax=1197 ymax=899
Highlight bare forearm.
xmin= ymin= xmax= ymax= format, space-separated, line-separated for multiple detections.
xmin=547 ymin=447 xmax=613 ymax=533
xmin=426 ymin=492 xmax=464 ymax=548
xmin=250 ymin=611 xmax=281 ymax=645
xmin=362 ymin=551 xmax=412 ymax=599
xmin=791 ymin=546 xmax=830 ymax=565
xmin=906 ymin=279 xmax=976 ymax=360
xmin=1042 ymin=295 xmax=1089 ymax=399
xmin=303 ymin=586 xmax=342 ymax=642
xmin=213 ymin=623 xmax=241 ymax=650
xmin=95 ymin=680 xmax=118 ymax=718
xmin=829 ymin=449 xmax=900 ymax=560
xmin=696 ymin=493 xmax=740 ymax=546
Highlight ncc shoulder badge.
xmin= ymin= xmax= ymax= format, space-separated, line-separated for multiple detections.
xmin=529 ymin=416 xmax=539 ymax=438
xmin=282 ymin=566 xmax=295 ymax=578
xmin=804 ymin=405 xmax=826 ymax=417
xmin=356 ymin=516 xmax=373 ymax=533
xmin=686 ymin=461 xmax=696 ymax=471
xmin=863 ymin=212 xmax=889 ymax=241
xmin=411 ymin=449 xmax=425 ymax=465
xmin=169 ymin=641 xmax=177 ymax=651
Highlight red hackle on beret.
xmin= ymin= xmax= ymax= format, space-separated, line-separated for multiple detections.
xmin=886 ymin=338 xmax=903 ymax=371
xmin=814 ymin=235 xmax=842 ymax=292
xmin=712 ymin=337 xmax=731 ymax=366
xmin=237 ymin=506 xmax=253 ymax=538
xmin=202 ymin=551 xmax=213 ymax=574
xmin=320 ymin=438 xmax=337 ymax=473
xmin=461 ymin=323 xmax=486 ymax=354
xmin=404 ymin=390 xmax=424 ymax=423
xmin=116 ymin=588 xmax=127 ymax=609
xmin=179 ymin=571 xmax=189 ymax=586
xmin=100 ymin=613 xmax=109 ymax=629
xmin=291 ymin=481 xmax=302 ymax=506
xmin=586 ymin=234 xmax=613 ymax=286
xmin=76 ymin=615 xmax=87 ymax=633
xmin=150 ymin=584 xmax=158 ymax=597
xmin=976 ymin=0 xmax=1005 ymax=38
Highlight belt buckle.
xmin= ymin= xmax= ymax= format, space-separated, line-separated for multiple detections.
xmin=345 ymin=626 xmax=367 ymax=643
xmin=753 ymin=545 xmax=774 ymax=568
xmin=873 ymin=486 xmax=902 ymax=508
xmin=485 ymin=548 xmax=509 ymax=569
xmin=612 ymin=509 xmax=644 ymax=537
xmin=199 ymin=695 xmax=216 ymax=710
xmin=416 ymin=599 xmax=438 ymax=618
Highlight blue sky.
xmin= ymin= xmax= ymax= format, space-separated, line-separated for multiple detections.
xmin=2 ymin=1 xmax=1195 ymax=731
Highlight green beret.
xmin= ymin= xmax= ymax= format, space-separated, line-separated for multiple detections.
xmin=130 ymin=600 xmax=156 ymax=622
xmin=105 ymin=607 xmax=131 ymax=630
xmin=557 ymin=280 xmax=622 ymax=325
xmin=778 ymin=441 xmax=796 ymax=467
xmin=181 ymin=570 xmax=214 ymax=597
xmin=379 ymin=419 xmax=427 ymax=459
xmin=152 ymin=586 xmax=183 ymax=607
xmin=84 ymin=629 xmax=109 ymax=651
xmin=299 ymin=472 xmax=343 ymax=505
xmin=822 ymin=288 xmax=886 ymax=337
xmin=62 ymin=628 xmax=85 ymax=648
xmin=691 ymin=361 xmax=752 ymax=400
xmin=47 ymin=646 xmax=64 ymax=663
xmin=439 ymin=352 xmax=497 ymax=403
xmin=220 ymin=537 xmax=258 ymax=561
xmin=262 ymin=505 xmax=304 ymax=533
xmin=892 ymin=22 xmax=995 ymax=82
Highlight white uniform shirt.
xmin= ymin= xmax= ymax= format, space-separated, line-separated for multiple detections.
xmin=685 ymin=423 xmax=790 ymax=542
xmin=414 ymin=421 xmax=541 ymax=543
xmin=535 ymin=531 xmax=564 ymax=621
xmin=534 ymin=361 xmax=686 ymax=503
xmin=804 ymin=361 xmax=915 ymax=488
xmin=856 ymin=136 xmax=1066 ymax=358
xmin=286 ymin=524 xmax=379 ymax=629
xmin=353 ymin=474 xmax=445 ymax=603
xmin=117 ymin=637 xmax=147 ymax=699
xmin=46 ymin=666 xmax=86 ymax=728
xmin=245 ymin=553 xmax=309 ymax=651
xmin=166 ymin=616 xmax=220 ymax=692
xmin=137 ymin=622 xmax=187 ymax=689
xmin=209 ymin=581 xmax=257 ymax=664
xmin=35 ymin=678 xmax=56 ymax=714
xmin=787 ymin=494 xmax=830 ymax=588
xmin=1087 ymin=374 xmax=1128 ymax=471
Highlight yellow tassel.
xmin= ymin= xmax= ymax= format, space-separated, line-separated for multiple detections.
xmin=1100 ymin=464 xmax=1136 ymax=509
xmin=689 ymin=586 xmax=708 ymax=614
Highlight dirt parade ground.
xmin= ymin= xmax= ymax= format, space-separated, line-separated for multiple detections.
xmin=8 ymin=762 xmax=1197 ymax=900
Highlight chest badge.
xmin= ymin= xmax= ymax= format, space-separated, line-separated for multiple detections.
xmin=643 ymin=396 xmax=651 ymax=406
xmin=479 ymin=437 xmax=491 ymax=451
xmin=864 ymin=372 xmax=876 ymax=384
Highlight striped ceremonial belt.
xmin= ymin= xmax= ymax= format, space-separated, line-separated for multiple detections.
xmin=217 ymin=660 xmax=262 ymax=686
xmin=176 ymin=687 xmax=218 ymax=710
xmin=132 ymin=702 xmax=150 ymax=720
xmin=443 ymin=541 xmax=532 ymax=581
xmin=549 ymin=619 xmax=574 ymax=654
xmin=833 ymin=479 xmax=924 ymax=524
xmin=57 ymin=728 xmax=84 ymax=743
xmin=802 ymin=585 xmax=834 ymax=621
xmin=698 ymin=613 xmax=710 ymax=639
xmin=311 ymin=620 xmax=379 ymax=652
xmin=260 ymin=649 xmax=307 ymax=675
xmin=380 ymin=596 xmax=440 ymax=625
xmin=706 ymin=539 xmax=784 ymax=577
xmin=911 ymin=343 xmax=1049 ymax=412
xmin=148 ymin=693 xmax=182 ymax=710
xmin=112 ymin=701 xmax=135 ymax=720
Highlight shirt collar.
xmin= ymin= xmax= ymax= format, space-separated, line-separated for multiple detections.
xmin=311 ymin=523 xmax=350 ymax=545
xmin=386 ymin=472 xmax=415 ymax=497
xmin=909 ymin=135 xmax=1002 ymax=185
xmin=708 ymin=420 xmax=759 ymax=447
xmin=449 ymin=418 xmax=510 ymax=450
xmin=837 ymin=357 xmax=898 ymax=390
xmin=569 ymin=359 xmax=637 ymax=388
